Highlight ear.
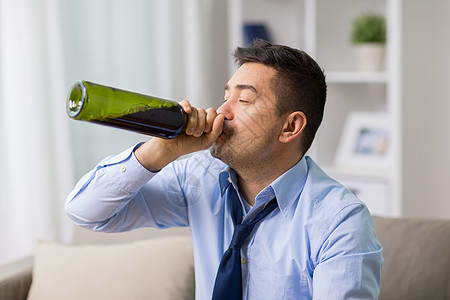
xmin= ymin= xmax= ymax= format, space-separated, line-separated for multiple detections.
xmin=279 ymin=111 xmax=307 ymax=144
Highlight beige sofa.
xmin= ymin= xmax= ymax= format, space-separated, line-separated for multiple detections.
xmin=1 ymin=216 xmax=449 ymax=300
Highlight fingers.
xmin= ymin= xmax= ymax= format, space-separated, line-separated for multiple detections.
xmin=186 ymin=108 xmax=198 ymax=136
xmin=181 ymin=100 xmax=197 ymax=136
xmin=192 ymin=108 xmax=206 ymax=137
xmin=179 ymin=100 xmax=192 ymax=114
xmin=204 ymin=108 xmax=217 ymax=133
xmin=207 ymin=113 xmax=224 ymax=141
xmin=181 ymin=100 xmax=219 ymax=138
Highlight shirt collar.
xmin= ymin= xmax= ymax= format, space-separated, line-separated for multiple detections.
xmin=218 ymin=157 xmax=308 ymax=217
xmin=270 ymin=157 xmax=308 ymax=217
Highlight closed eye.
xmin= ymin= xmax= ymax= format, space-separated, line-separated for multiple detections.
xmin=222 ymin=98 xmax=251 ymax=104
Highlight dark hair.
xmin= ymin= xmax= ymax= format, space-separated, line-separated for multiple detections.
xmin=233 ymin=39 xmax=327 ymax=154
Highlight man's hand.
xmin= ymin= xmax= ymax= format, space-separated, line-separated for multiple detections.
xmin=134 ymin=100 xmax=224 ymax=172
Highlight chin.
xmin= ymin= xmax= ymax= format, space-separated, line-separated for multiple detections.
xmin=210 ymin=133 xmax=227 ymax=157
xmin=209 ymin=143 xmax=220 ymax=158
xmin=209 ymin=143 xmax=232 ymax=165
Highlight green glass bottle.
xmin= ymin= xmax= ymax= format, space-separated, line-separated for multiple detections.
xmin=67 ymin=81 xmax=187 ymax=139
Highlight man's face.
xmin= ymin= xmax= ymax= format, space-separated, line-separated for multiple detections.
xmin=210 ymin=62 xmax=286 ymax=168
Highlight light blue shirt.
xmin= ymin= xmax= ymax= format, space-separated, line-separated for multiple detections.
xmin=66 ymin=144 xmax=383 ymax=300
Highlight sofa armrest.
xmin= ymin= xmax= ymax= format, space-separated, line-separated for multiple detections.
xmin=0 ymin=257 xmax=33 ymax=300
xmin=373 ymin=216 xmax=450 ymax=300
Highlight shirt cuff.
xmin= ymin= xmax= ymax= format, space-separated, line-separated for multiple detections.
xmin=99 ymin=143 xmax=156 ymax=193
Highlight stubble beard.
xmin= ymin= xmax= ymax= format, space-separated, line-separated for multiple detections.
xmin=210 ymin=130 xmax=229 ymax=157
xmin=210 ymin=124 xmax=277 ymax=174
xmin=209 ymin=125 xmax=237 ymax=167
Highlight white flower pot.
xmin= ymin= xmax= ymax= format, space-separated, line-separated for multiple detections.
xmin=353 ymin=43 xmax=386 ymax=72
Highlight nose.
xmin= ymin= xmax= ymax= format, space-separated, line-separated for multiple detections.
xmin=217 ymin=99 xmax=234 ymax=121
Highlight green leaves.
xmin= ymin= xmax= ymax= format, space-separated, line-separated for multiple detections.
xmin=351 ymin=12 xmax=386 ymax=44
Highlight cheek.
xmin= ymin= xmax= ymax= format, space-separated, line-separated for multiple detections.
xmin=232 ymin=104 xmax=278 ymax=134
xmin=240 ymin=112 xmax=277 ymax=136
xmin=251 ymin=104 xmax=276 ymax=126
xmin=234 ymin=120 xmax=266 ymax=141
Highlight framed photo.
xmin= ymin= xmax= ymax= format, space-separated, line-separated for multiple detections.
xmin=335 ymin=111 xmax=391 ymax=170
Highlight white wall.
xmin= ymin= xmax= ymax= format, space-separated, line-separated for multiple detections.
xmin=402 ymin=1 xmax=450 ymax=219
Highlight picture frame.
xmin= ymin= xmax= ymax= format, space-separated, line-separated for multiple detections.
xmin=335 ymin=111 xmax=391 ymax=170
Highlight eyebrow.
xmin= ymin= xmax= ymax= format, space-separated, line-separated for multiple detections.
xmin=225 ymin=84 xmax=258 ymax=94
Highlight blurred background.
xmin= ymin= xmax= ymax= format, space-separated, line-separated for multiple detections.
xmin=0 ymin=0 xmax=449 ymax=267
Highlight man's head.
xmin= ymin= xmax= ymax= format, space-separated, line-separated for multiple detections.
xmin=233 ymin=39 xmax=327 ymax=154
xmin=210 ymin=40 xmax=326 ymax=172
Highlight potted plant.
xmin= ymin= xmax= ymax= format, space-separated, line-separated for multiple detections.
xmin=350 ymin=12 xmax=386 ymax=71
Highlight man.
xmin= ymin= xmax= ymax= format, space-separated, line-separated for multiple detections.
xmin=66 ymin=40 xmax=383 ymax=299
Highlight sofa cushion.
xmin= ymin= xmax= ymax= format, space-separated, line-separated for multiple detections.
xmin=27 ymin=236 xmax=194 ymax=300
xmin=373 ymin=216 xmax=450 ymax=300
xmin=0 ymin=263 xmax=32 ymax=300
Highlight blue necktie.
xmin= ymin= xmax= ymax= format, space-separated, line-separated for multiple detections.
xmin=212 ymin=184 xmax=278 ymax=300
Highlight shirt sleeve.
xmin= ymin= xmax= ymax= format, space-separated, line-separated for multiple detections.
xmin=312 ymin=203 xmax=383 ymax=300
xmin=65 ymin=143 xmax=190 ymax=232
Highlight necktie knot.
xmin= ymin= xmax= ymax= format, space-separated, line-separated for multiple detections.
xmin=230 ymin=223 xmax=255 ymax=250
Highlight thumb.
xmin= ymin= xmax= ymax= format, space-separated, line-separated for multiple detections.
xmin=206 ymin=114 xmax=224 ymax=142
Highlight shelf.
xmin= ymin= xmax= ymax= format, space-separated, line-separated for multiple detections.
xmin=229 ymin=0 xmax=401 ymax=217
xmin=325 ymin=71 xmax=388 ymax=83
xmin=323 ymin=165 xmax=390 ymax=181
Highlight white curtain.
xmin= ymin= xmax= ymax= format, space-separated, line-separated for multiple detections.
xmin=0 ymin=0 xmax=229 ymax=265
xmin=60 ymin=0 xmax=229 ymax=179
xmin=0 ymin=0 xmax=74 ymax=265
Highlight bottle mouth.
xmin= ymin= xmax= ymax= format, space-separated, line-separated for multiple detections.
xmin=67 ymin=81 xmax=86 ymax=118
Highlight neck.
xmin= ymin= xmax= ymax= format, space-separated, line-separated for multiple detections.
xmin=236 ymin=150 xmax=303 ymax=206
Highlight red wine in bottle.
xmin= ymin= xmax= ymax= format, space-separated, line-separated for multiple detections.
xmin=67 ymin=81 xmax=187 ymax=139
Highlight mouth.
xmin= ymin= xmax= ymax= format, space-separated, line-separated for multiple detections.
xmin=215 ymin=124 xmax=232 ymax=145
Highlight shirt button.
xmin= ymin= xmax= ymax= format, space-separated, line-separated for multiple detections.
xmin=241 ymin=257 xmax=246 ymax=264
xmin=120 ymin=165 xmax=126 ymax=172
